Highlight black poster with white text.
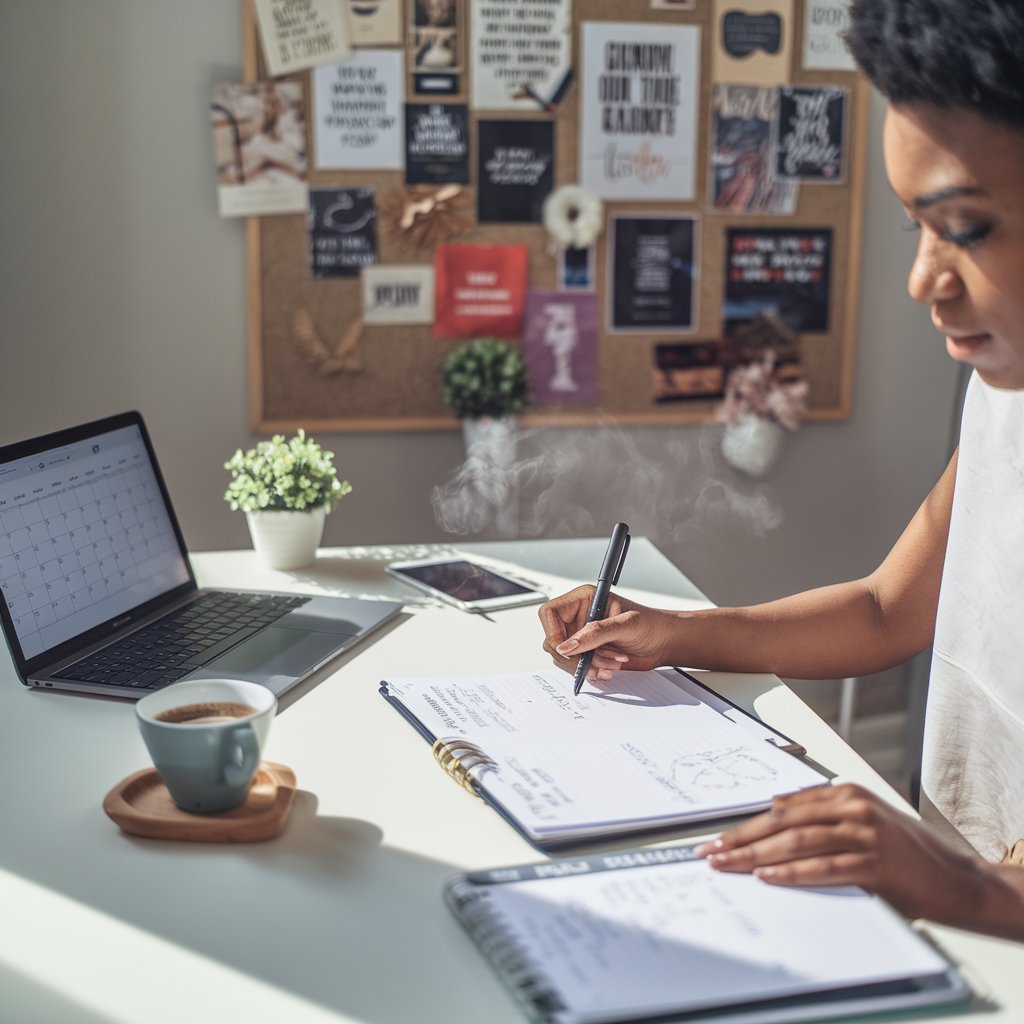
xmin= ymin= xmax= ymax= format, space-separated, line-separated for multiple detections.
xmin=308 ymin=188 xmax=377 ymax=277
xmin=724 ymin=227 xmax=831 ymax=332
xmin=610 ymin=216 xmax=696 ymax=332
xmin=476 ymin=120 xmax=555 ymax=224
xmin=405 ymin=103 xmax=469 ymax=184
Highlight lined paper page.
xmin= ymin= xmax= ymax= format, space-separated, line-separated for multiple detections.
xmin=455 ymin=858 xmax=951 ymax=1024
xmin=384 ymin=670 xmax=825 ymax=838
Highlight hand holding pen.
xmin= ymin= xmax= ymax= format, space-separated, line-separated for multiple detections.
xmin=570 ymin=523 xmax=631 ymax=695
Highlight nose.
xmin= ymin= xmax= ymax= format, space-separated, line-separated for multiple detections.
xmin=907 ymin=235 xmax=963 ymax=306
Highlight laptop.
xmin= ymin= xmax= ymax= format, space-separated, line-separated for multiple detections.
xmin=0 ymin=411 xmax=403 ymax=699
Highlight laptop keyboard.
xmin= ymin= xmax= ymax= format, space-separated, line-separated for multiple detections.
xmin=54 ymin=590 xmax=310 ymax=690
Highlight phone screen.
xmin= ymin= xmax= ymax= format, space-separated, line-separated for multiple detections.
xmin=393 ymin=560 xmax=535 ymax=601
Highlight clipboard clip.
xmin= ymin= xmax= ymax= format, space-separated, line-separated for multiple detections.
xmin=432 ymin=738 xmax=496 ymax=797
xmin=765 ymin=737 xmax=807 ymax=758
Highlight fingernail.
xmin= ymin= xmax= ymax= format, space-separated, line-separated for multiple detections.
xmin=557 ymin=638 xmax=579 ymax=654
xmin=613 ymin=654 xmax=628 ymax=663
xmin=693 ymin=839 xmax=721 ymax=857
xmin=755 ymin=867 xmax=776 ymax=879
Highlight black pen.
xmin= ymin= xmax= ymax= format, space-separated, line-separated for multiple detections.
xmin=572 ymin=522 xmax=631 ymax=696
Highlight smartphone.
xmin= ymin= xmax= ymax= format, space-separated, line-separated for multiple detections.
xmin=386 ymin=557 xmax=546 ymax=612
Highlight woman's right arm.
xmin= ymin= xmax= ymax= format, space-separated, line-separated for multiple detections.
xmin=540 ymin=452 xmax=959 ymax=682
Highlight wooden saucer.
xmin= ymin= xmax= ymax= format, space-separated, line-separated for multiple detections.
xmin=103 ymin=761 xmax=297 ymax=842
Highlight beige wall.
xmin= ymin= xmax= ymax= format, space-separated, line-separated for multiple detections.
xmin=0 ymin=0 xmax=961 ymax=610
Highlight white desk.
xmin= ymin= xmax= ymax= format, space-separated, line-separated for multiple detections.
xmin=0 ymin=539 xmax=1021 ymax=1023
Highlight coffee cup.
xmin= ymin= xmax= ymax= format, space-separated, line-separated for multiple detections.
xmin=135 ymin=679 xmax=276 ymax=814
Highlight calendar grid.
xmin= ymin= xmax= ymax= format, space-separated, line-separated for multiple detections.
xmin=1 ymin=448 xmax=182 ymax=660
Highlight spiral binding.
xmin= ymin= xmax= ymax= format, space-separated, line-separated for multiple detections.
xmin=431 ymin=738 xmax=496 ymax=797
xmin=447 ymin=880 xmax=567 ymax=1022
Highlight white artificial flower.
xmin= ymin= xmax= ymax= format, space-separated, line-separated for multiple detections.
xmin=542 ymin=185 xmax=604 ymax=249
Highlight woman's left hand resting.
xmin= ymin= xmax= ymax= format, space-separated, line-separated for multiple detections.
xmin=694 ymin=783 xmax=980 ymax=922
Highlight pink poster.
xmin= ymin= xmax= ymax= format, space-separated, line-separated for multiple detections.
xmin=522 ymin=291 xmax=598 ymax=405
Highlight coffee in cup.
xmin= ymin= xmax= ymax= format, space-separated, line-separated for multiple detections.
xmin=135 ymin=679 xmax=276 ymax=814
xmin=155 ymin=701 xmax=258 ymax=725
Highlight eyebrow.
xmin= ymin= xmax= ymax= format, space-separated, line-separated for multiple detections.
xmin=912 ymin=186 xmax=987 ymax=210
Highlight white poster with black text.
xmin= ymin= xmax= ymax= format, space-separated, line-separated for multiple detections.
xmin=580 ymin=22 xmax=700 ymax=200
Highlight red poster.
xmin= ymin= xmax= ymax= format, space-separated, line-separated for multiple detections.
xmin=433 ymin=244 xmax=529 ymax=339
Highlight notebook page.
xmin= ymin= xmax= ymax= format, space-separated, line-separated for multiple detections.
xmin=460 ymin=858 xmax=950 ymax=1024
xmin=385 ymin=670 xmax=824 ymax=836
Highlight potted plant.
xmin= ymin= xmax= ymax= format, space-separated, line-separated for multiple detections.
xmin=441 ymin=338 xmax=531 ymax=460
xmin=716 ymin=353 xmax=808 ymax=477
xmin=224 ymin=429 xmax=352 ymax=570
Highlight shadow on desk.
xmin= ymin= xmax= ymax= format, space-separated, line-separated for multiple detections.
xmin=3 ymin=790 xmax=517 ymax=1024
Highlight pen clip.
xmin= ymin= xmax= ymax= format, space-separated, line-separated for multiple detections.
xmin=610 ymin=532 xmax=630 ymax=585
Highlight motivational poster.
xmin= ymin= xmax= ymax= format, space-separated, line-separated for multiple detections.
xmin=313 ymin=51 xmax=404 ymax=169
xmin=362 ymin=265 xmax=435 ymax=323
xmin=346 ymin=0 xmax=402 ymax=45
xmin=404 ymin=103 xmax=469 ymax=184
xmin=652 ymin=341 xmax=727 ymax=403
xmin=210 ymin=82 xmax=308 ymax=217
xmin=433 ymin=244 xmax=529 ymax=338
xmin=712 ymin=0 xmax=793 ymax=85
xmin=476 ymin=120 xmax=555 ymax=223
xmin=522 ymin=292 xmax=598 ymax=405
xmin=308 ymin=188 xmax=377 ymax=277
xmin=253 ymin=0 xmax=351 ymax=77
xmin=471 ymin=0 xmax=573 ymax=111
xmin=409 ymin=0 xmax=462 ymax=95
xmin=580 ymin=22 xmax=700 ymax=201
xmin=609 ymin=216 xmax=697 ymax=333
xmin=803 ymin=0 xmax=856 ymax=71
xmin=776 ymin=85 xmax=847 ymax=181
xmin=709 ymin=85 xmax=797 ymax=214
xmin=724 ymin=227 xmax=832 ymax=333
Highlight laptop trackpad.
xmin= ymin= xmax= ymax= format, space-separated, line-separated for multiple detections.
xmin=196 ymin=626 xmax=352 ymax=682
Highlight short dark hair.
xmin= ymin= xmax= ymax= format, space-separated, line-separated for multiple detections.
xmin=846 ymin=0 xmax=1024 ymax=133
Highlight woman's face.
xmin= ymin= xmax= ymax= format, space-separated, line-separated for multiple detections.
xmin=884 ymin=102 xmax=1024 ymax=389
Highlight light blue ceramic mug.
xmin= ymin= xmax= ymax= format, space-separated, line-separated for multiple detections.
xmin=135 ymin=679 xmax=276 ymax=813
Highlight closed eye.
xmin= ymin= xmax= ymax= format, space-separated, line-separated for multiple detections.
xmin=900 ymin=218 xmax=992 ymax=249
xmin=941 ymin=223 xmax=992 ymax=248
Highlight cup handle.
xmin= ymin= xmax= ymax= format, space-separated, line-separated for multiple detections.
xmin=223 ymin=724 xmax=260 ymax=789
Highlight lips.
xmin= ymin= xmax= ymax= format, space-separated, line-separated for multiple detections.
xmin=945 ymin=333 xmax=992 ymax=358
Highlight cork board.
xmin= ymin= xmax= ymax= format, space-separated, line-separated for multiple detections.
xmin=242 ymin=0 xmax=868 ymax=432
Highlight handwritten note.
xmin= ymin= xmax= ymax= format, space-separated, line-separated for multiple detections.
xmin=253 ymin=0 xmax=351 ymax=77
xmin=384 ymin=669 xmax=825 ymax=842
xmin=458 ymin=858 xmax=952 ymax=1019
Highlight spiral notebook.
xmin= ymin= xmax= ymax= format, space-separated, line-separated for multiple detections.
xmin=445 ymin=845 xmax=970 ymax=1024
xmin=379 ymin=667 xmax=828 ymax=850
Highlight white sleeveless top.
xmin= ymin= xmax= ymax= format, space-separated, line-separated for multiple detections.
xmin=921 ymin=371 xmax=1024 ymax=861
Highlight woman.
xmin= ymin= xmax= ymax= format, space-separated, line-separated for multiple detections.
xmin=539 ymin=0 xmax=1024 ymax=939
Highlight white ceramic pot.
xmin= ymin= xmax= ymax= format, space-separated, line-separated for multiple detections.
xmin=244 ymin=506 xmax=326 ymax=571
xmin=460 ymin=416 xmax=518 ymax=534
xmin=461 ymin=415 xmax=517 ymax=469
xmin=721 ymin=415 xmax=786 ymax=478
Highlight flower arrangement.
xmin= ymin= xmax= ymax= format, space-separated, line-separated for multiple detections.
xmin=542 ymin=185 xmax=604 ymax=249
xmin=441 ymin=338 xmax=531 ymax=420
xmin=716 ymin=353 xmax=809 ymax=432
xmin=224 ymin=429 xmax=352 ymax=513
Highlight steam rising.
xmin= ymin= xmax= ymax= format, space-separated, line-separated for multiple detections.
xmin=431 ymin=424 xmax=782 ymax=548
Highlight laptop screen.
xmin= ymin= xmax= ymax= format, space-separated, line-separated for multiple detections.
xmin=0 ymin=420 xmax=190 ymax=661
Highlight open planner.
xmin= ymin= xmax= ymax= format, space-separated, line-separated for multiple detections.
xmin=380 ymin=667 xmax=828 ymax=850
xmin=445 ymin=845 xmax=969 ymax=1024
